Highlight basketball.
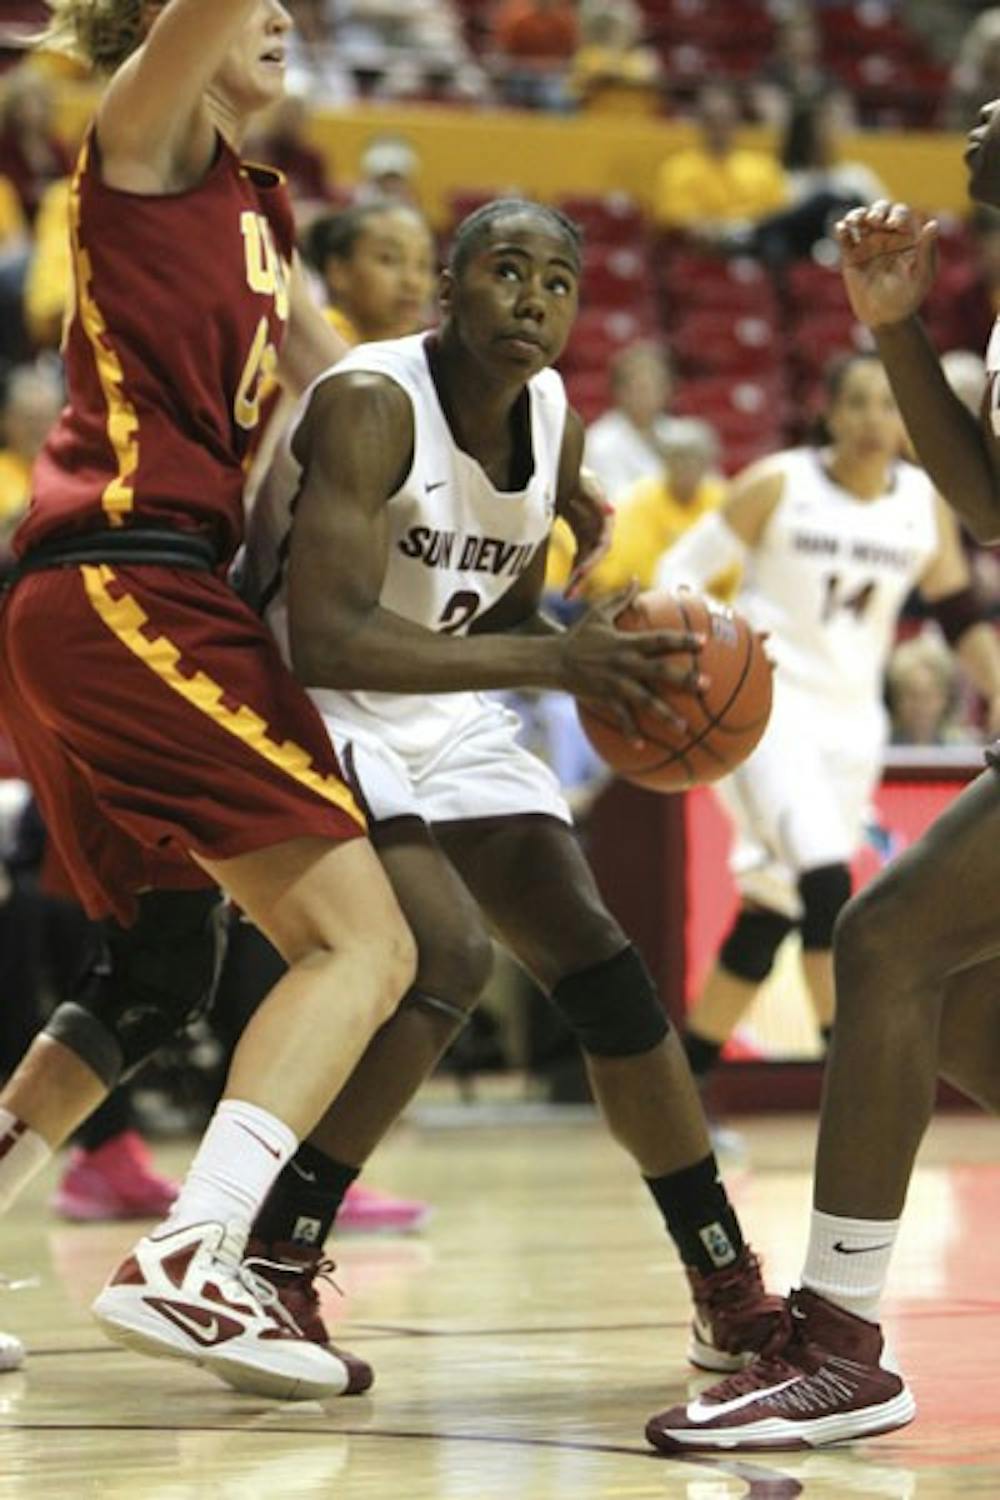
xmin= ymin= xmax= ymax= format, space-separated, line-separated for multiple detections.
xmin=577 ymin=591 xmax=773 ymax=792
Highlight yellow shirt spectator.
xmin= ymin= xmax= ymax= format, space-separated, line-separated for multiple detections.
xmin=655 ymin=144 xmax=787 ymax=229
xmin=0 ymin=173 xmax=25 ymax=247
xmin=547 ymin=418 xmax=739 ymax=600
xmin=24 ymin=176 xmax=70 ymax=348
xmin=0 ymin=450 xmax=30 ymax=536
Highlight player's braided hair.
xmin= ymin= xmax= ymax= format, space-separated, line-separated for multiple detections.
xmin=448 ymin=198 xmax=583 ymax=277
xmin=40 ymin=1 xmax=153 ymax=73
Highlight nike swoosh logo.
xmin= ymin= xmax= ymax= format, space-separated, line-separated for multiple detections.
xmin=289 ymin=1160 xmax=318 ymax=1184
xmin=686 ymin=1377 xmax=799 ymax=1423
xmin=425 ymin=481 xmax=446 ymax=493
xmin=235 ymin=1122 xmax=282 ymax=1160
xmin=145 ymin=1297 xmax=241 ymax=1347
xmin=833 ymin=1240 xmax=893 ymax=1255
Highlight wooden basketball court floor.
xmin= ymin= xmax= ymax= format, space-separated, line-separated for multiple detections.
xmin=0 ymin=1108 xmax=997 ymax=1499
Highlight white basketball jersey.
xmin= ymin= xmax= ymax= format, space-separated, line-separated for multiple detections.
xmin=738 ymin=448 xmax=939 ymax=716
xmin=246 ymin=332 xmax=567 ymax=758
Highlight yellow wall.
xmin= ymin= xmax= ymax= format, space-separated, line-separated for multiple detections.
xmin=55 ymin=90 xmax=971 ymax=226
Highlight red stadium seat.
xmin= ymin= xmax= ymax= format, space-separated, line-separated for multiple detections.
xmin=582 ymin=245 xmax=657 ymax=312
xmin=562 ymin=370 xmax=611 ymax=424
xmin=557 ymin=193 xmax=647 ymax=248
xmin=790 ymin=310 xmax=872 ymax=377
xmin=670 ymin=309 xmax=785 ymax=377
xmin=784 ymin=260 xmax=853 ymax=316
xmin=561 ymin=308 xmax=657 ymax=373
xmin=673 ymin=372 xmax=790 ymax=429
xmin=661 ymin=253 xmax=779 ymax=319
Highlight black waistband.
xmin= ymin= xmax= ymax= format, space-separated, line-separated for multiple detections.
xmin=8 ymin=528 xmax=219 ymax=584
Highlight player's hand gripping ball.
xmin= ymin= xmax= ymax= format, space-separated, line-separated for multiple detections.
xmin=577 ymin=590 xmax=773 ymax=791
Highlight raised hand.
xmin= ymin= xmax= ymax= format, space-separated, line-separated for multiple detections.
xmin=835 ymin=201 xmax=939 ymax=330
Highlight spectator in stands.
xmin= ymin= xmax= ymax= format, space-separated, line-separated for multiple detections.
xmin=581 ymin=418 xmax=739 ymax=601
xmin=492 ymin=0 xmax=579 ymax=110
xmin=750 ymin=4 xmax=836 ymax=128
xmin=570 ymin=0 xmax=661 ymax=115
xmin=284 ymin=0 xmax=358 ymax=104
xmin=304 ymin=200 xmax=435 ymax=343
xmin=0 ymin=362 xmax=62 ymax=555
xmin=583 ymin=340 xmax=675 ymax=501
xmin=357 ymin=134 xmax=421 ymax=205
xmin=0 ymin=66 xmax=71 ymax=226
xmin=887 ymin=634 xmax=972 ymax=747
xmin=0 ymin=169 xmax=29 ymax=365
xmin=247 ymin=91 xmax=335 ymax=222
xmin=23 ymin=176 xmax=70 ymax=351
xmin=654 ymin=82 xmax=789 ymax=238
xmin=944 ymin=6 xmax=1000 ymax=130
xmin=746 ymin=89 xmax=887 ymax=267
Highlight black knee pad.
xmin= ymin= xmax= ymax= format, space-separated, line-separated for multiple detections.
xmin=45 ymin=888 xmax=228 ymax=1086
xmin=719 ymin=906 xmax=796 ymax=983
xmin=798 ymin=862 xmax=852 ymax=951
xmin=551 ymin=945 xmax=669 ymax=1058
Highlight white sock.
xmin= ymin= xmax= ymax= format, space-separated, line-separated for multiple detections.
xmin=0 ymin=1108 xmax=51 ymax=1215
xmin=802 ymin=1207 xmax=900 ymax=1323
xmin=159 ymin=1100 xmax=298 ymax=1235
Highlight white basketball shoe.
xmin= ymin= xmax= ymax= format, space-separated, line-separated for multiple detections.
xmin=0 ymin=1331 xmax=24 ymax=1372
xmin=92 ymin=1218 xmax=362 ymax=1400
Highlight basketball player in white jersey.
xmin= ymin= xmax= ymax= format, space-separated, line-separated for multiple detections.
xmin=647 ymin=101 xmax=1000 ymax=1451
xmin=234 ymin=198 xmax=786 ymax=1382
xmin=654 ymin=353 xmax=1000 ymax=1091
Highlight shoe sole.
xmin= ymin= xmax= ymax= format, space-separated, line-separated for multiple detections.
xmin=92 ymin=1300 xmax=351 ymax=1401
xmin=648 ymin=1387 xmax=916 ymax=1452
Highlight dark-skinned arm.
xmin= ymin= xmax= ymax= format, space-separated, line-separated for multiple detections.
xmin=836 ymin=202 xmax=1000 ymax=541
xmin=287 ymin=373 xmax=699 ymax=725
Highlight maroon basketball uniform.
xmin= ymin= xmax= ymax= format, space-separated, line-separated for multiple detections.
xmin=0 ymin=132 xmax=363 ymax=924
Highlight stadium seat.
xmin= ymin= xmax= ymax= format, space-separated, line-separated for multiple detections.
xmin=557 ymin=193 xmax=646 ymax=248
xmin=784 ymin=261 xmax=853 ymax=316
xmin=661 ymin=253 xmax=779 ymax=320
xmin=670 ymin=309 xmax=784 ymax=377
xmin=582 ymin=246 xmax=657 ymax=313
xmin=561 ymin=308 xmax=657 ymax=373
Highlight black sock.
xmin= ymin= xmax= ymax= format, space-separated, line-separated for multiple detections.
xmin=683 ymin=1029 xmax=723 ymax=1080
xmin=644 ymin=1152 xmax=745 ymax=1275
xmin=253 ymin=1142 xmax=360 ymax=1249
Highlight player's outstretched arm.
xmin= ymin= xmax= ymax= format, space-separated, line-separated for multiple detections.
xmin=653 ymin=458 xmax=784 ymax=593
xmin=286 ymin=373 xmax=702 ymax=725
xmin=97 ymin=0 xmax=266 ymax=184
xmin=837 ymin=202 xmax=1000 ymax=541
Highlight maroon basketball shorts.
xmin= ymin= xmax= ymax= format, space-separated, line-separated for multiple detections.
xmin=0 ymin=563 xmax=365 ymax=923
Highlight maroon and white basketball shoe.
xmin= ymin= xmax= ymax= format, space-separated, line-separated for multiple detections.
xmin=245 ymin=1236 xmax=373 ymax=1393
xmin=647 ymin=1287 xmax=915 ymax=1452
xmin=687 ymin=1246 xmax=785 ymax=1372
xmin=92 ymin=1219 xmax=365 ymax=1400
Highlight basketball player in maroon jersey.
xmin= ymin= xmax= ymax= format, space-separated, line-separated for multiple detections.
xmin=646 ymin=101 xmax=1000 ymax=1450
xmin=0 ymin=3 xmax=659 ymax=1394
xmin=0 ymin=0 xmax=424 ymax=1401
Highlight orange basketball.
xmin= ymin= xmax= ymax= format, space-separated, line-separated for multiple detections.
xmin=577 ymin=591 xmax=773 ymax=792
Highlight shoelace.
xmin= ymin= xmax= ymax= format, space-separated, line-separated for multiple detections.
xmin=699 ymin=1303 xmax=800 ymax=1403
xmin=210 ymin=1227 xmax=306 ymax=1337
xmin=700 ymin=1249 xmax=765 ymax=1309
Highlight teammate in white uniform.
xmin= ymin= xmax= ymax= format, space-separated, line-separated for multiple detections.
xmin=238 ymin=199 xmax=787 ymax=1382
xmin=654 ymin=353 xmax=1000 ymax=1087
